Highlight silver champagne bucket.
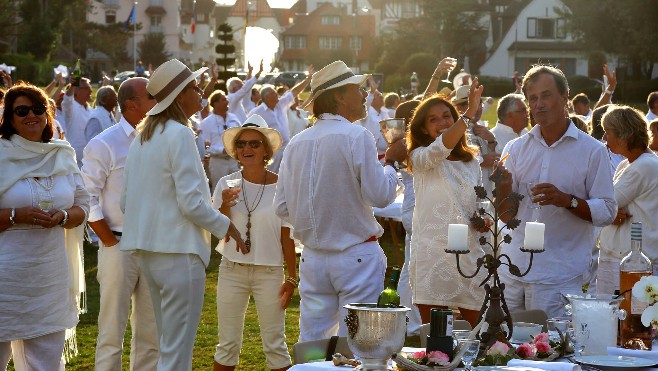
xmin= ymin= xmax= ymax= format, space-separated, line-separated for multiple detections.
xmin=344 ymin=303 xmax=410 ymax=370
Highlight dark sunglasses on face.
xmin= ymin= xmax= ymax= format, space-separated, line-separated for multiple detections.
xmin=235 ymin=140 xmax=263 ymax=149
xmin=13 ymin=104 xmax=47 ymax=117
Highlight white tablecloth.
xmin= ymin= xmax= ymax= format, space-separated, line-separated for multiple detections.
xmin=373 ymin=194 xmax=403 ymax=222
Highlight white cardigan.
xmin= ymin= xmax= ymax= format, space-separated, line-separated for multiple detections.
xmin=120 ymin=119 xmax=230 ymax=266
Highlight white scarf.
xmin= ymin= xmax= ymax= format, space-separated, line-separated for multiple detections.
xmin=0 ymin=135 xmax=86 ymax=361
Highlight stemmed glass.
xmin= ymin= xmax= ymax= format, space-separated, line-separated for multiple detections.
xmin=225 ymin=178 xmax=242 ymax=204
xmin=567 ymin=328 xmax=589 ymax=357
xmin=458 ymin=339 xmax=480 ymax=370
xmin=441 ymin=57 xmax=458 ymax=84
xmin=547 ymin=318 xmax=571 ymax=343
xmin=452 ymin=330 xmax=470 ymax=348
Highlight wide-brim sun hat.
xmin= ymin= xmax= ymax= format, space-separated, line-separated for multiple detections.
xmin=301 ymin=60 xmax=370 ymax=112
xmin=451 ymin=85 xmax=491 ymax=105
xmin=223 ymin=114 xmax=283 ymax=159
xmin=146 ymin=59 xmax=207 ymax=116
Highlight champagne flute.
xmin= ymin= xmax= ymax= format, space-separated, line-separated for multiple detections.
xmin=225 ymin=178 xmax=242 ymax=204
xmin=441 ymin=57 xmax=458 ymax=84
xmin=458 ymin=339 xmax=480 ymax=370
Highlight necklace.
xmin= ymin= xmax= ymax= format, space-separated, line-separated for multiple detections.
xmin=33 ymin=176 xmax=55 ymax=191
xmin=241 ymin=171 xmax=267 ymax=249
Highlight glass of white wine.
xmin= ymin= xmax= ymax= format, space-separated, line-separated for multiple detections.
xmin=38 ymin=191 xmax=54 ymax=211
xmin=225 ymin=178 xmax=242 ymax=204
xmin=458 ymin=339 xmax=480 ymax=370
xmin=441 ymin=57 xmax=458 ymax=84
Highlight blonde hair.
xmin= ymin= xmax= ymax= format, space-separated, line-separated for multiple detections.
xmin=137 ymin=100 xmax=190 ymax=143
xmin=601 ymin=105 xmax=649 ymax=151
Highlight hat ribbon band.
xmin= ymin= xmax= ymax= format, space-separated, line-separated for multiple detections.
xmin=154 ymin=68 xmax=193 ymax=102
xmin=312 ymin=71 xmax=355 ymax=94
xmin=243 ymin=123 xmax=260 ymax=128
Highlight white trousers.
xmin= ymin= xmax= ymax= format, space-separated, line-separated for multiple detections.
xmin=399 ymin=232 xmax=422 ymax=336
xmin=95 ymin=242 xmax=159 ymax=371
xmin=298 ymin=241 xmax=387 ymax=342
xmin=500 ymin=273 xmax=584 ymax=319
xmin=209 ymin=156 xmax=239 ymax=192
xmin=0 ymin=330 xmax=65 ymax=371
xmin=214 ymin=259 xmax=292 ymax=369
xmin=136 ymin=251 xmax=206 ymax=371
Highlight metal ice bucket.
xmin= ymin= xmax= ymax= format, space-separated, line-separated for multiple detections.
xmin=344 ymin=303 xmax=410 ymax=370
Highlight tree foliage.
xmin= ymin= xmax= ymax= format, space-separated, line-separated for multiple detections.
xmin=138 ymin=33 xmax=172 ymax=68
xmin=559 ymin=0 xmax=658 ymax=79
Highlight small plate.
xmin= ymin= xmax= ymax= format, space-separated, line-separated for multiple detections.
xmin=574 ymin=354 xmax=657 ymax=369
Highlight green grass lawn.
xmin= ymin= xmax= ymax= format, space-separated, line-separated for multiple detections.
xmin=12 ymin=223 xmax=405 ymax=370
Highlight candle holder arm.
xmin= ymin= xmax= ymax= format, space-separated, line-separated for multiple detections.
xmin=446 ymin=252 xmax=486 ymax=279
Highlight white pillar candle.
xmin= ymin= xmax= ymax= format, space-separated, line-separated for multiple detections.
xmin=524 ymin=222 xmax=545 ymax=251
xmin=448 ymin=224 xmax=469 ymax=252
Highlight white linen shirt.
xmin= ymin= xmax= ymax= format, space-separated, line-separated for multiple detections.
xmin=646 ymin=110 xmax=658 ymax=123
xmin=500 ymin=121 xmax=616 ymax=284
xmin=248 ymin=91 xmax=295 ymax=144
xmin=200 ymin=112 xmax=241 ymax=156
xmin=274 ymin=113 xmax=401 ymax=252
xmin=120 ymin=120 xmax=230 ymax=266
xmin=81 ymin=117 xmax=135 ymax=231
xmin=85 ymin=106 xmax=117 ymax=142
xmin=62 ymin=95 xmax=91 ymax=165
xmin=491 ymin=122 xmax=529 ymax=154
xmin=227 ymin=77 xmax=257 ymax=123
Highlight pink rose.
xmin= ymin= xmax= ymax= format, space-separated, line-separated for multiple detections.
xmin=411 ymin=351 xmax=426 ymax=360
xmin=427 ymin=350 xmax=450 ymax=366
xmin=535 ymin=341 xmax=553 ymax=354
xmin=487 ymin=341 xmax=511 ymax=356
xmin=515 ymin=343 xmax=537 ymax=358
xmin=533 ymin=333 xmax=549 ymax=344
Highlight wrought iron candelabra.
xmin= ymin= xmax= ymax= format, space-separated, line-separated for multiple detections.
xmin=444 ymin=172 xmax=544 ymax=348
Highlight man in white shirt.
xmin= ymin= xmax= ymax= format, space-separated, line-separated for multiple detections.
xmin=357 ymin=86 xmax=388 ymax=161
xmin=248 ymin=70 xmax=312 ymax=172
xmin=242 ymin=87 xmax=259 ymax=114
xmin=571 ymin=93 xmax=593 ymax=120
xmin=646 ymin=91 xmax=658 ymax=122
xmin=227 ymin=61 xmax=263 ymax=123
xmin=81 ymin=77 xmax=159 ymax=370
xmin=274 ymin=60 xmax=400 ymax=341
xmin=491 ymin=93 xmax=529 ymax=152
xmin=85 ymin=85 xmax=118 ymax=141
xmin=200 ymin=90 xmax=241 ymax=191
xmin=497 ymin=65 xmax=616 ymax=318
xmin=63 ymin=77 xmax=92 ymax=167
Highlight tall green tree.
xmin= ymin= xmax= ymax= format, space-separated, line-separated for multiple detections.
xmin=559 ymin=0 xmax=658 ymax=79
xmin=138 ymin=33 xmax=171 ymax=67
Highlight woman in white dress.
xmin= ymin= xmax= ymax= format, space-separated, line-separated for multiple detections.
xmin=212 ymin=114 xmax=296 ymax=371
xmin=597 ymin=106 xmax=658 ymax=294
xmin=0 ymin=82 xmax=89 ymax=370
xmin=407 ymin=78 xmax=487 ymax=327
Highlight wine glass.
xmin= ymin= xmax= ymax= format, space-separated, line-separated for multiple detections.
xmin=457 ymin=339 xmax=480 ymax=370
xmin=441 ymin=58 xmax=458 ymax=84
xmin=567 ymin=328 xmax=589 ymax=357
xmin=452 ymin=330 xmax=470 ymax=348
xmin=547 ymin=318 xmax=571 ymax=343
xmin=225 ymin=178 xmax=242 ymax=204
xmin=38 ymin=191 xmax=54 ymax=211
xmin=526 ymin=182 xmax=541 ymax=210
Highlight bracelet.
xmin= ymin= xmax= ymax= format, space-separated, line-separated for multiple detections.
xmin=460 ymin=114 xmax=474 ymax=125
xmin=9 ymin=208 xmax=15 ymax=226
xmin=384 ymin=159 xmax=398 ymax=171
xmin=488 ymin=140 xmax=497 ymax=145
xmin=58 ymin=209 xmax=69 ymax=226
xmin=286 ymin=277 xmax=299 ymax=288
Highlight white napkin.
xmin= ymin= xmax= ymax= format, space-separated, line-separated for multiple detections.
xmin=607 ymin=346 xmax=658 ymax=361
xmin=507 ymin=359 xmax=581 ymax=370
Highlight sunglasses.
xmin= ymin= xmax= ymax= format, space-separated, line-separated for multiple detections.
xmin=235 ymin=140 xmax=263 ymax=149
xmin=13 ymin=104 xmax=47 ymax=117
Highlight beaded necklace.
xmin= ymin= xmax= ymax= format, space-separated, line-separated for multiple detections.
xmin=241 ymin=171 xmax=267 ymax=249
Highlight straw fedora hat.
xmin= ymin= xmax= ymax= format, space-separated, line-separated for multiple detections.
xmin=451 ymin=85 xmax=490 ymax=105
xmin=301 ymin=60 xmax=369 ymax=111
xmin=146 ymin=59 xmax=207 ymax=116
xmin=222 ymin=114 xmax=283 ymax=159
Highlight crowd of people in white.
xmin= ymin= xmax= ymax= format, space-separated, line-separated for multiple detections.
xmin=1 ymin=56 xmax=658 ymax=370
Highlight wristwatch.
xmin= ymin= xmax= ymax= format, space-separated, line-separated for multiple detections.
xmin=567 ymin=195 xmax=578 ymax=209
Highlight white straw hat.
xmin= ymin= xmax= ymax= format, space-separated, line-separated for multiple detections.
xmin=451 ymin=85 xmax=490 ymax=105
xmin=222 ymin=114 xmax=283 ymax=159
xmin=146 ymin=59 xmax=207 ymax=116
xmin=301 ymin=60 xmax=369 ymax=112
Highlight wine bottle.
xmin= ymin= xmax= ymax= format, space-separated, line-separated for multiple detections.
xmin=620 ymin=222 xmax=652 ymax=349
xmin=377 ymin=266 xmax=401 ymax=308
xmin=72 ymin=59 xmax=82 ymax=87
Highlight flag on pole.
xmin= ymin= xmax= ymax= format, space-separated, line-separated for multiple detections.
xmin=190 ymin=0 xmax=196 ymax=34
xmin=121 ymin=5 xmax=136 ymax=31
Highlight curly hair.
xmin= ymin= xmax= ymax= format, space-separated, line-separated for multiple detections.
xmin=0 ymin=81 xmax=54 ymax=142
xmin=406 ymin=95 xmax=478 ymax=172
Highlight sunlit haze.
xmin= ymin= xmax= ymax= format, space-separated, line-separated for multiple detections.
xmin=244 ymin=27 xmax=280 ymax=72
xmin=213 ymin=0 xmax=298 ymax=8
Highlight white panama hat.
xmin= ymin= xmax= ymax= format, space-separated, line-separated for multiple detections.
xmin=301 ymin=60 xmax=369 ymax=112
xmin=146 ymin=59 xmax=207 ymax=116
xmin=222 ymin=114 xmax=283 ymax=159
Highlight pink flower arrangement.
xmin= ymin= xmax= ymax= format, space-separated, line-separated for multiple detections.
xmin=404 ymin=350 xmax=450 ymax=367
xmin=515 ymin=343 xmax=536 ymax=358
xmin=535 ymin=340 xmax=553 ymax=354
xmin=533 ymin=332 xmax=549 ymax=344
xmin=487 ymin=341 xmax=511 ymax=356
